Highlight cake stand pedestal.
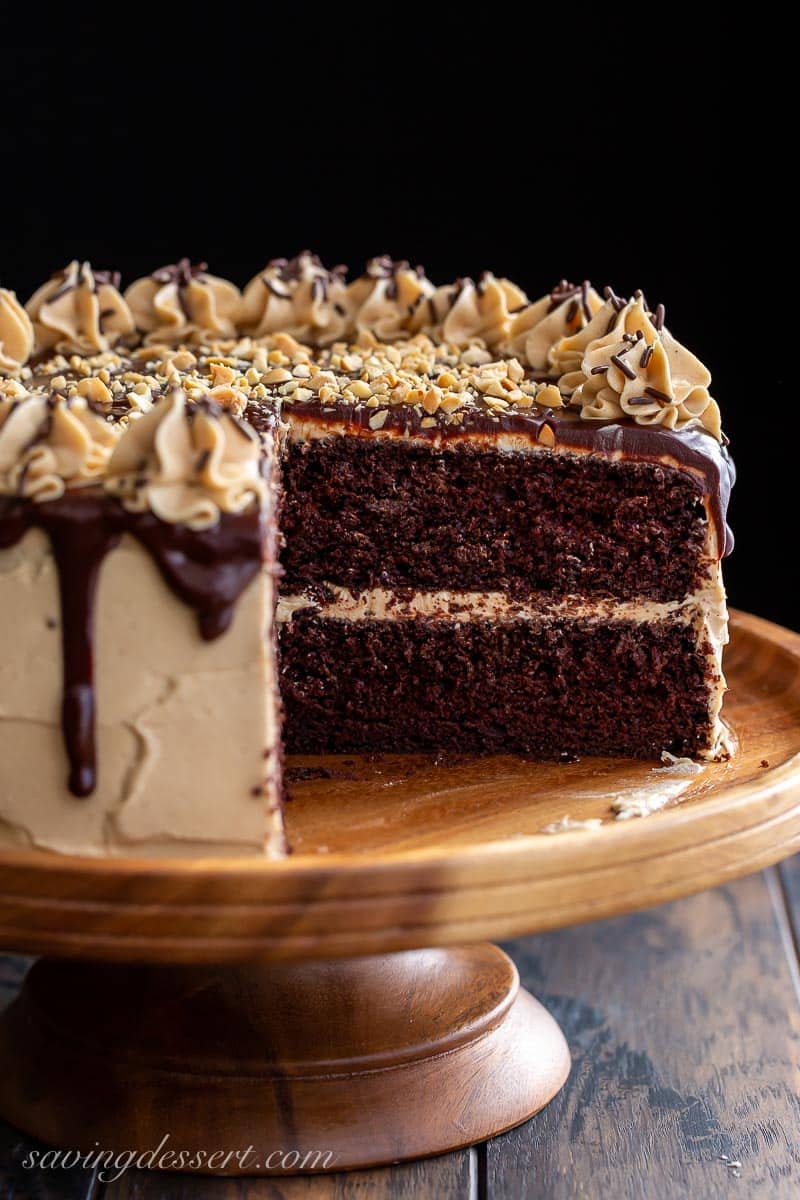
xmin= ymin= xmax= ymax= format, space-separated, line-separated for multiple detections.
xmin=0 ymin=610 xmax=798 ymax=1175
xmin=0 ymin=948 xmax=567 ymax=1171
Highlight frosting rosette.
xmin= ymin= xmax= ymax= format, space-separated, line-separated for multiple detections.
xmin=25 ymin=262 xmax=134 ymax=357
xmin=432 ymin=273 xmax=528 ymax=348
xmin=0 ymin=288 xmax=34 ymax=372
xmin=125 ymin=260 xmax=242 ymax=345
xmin=0 ymin=392 xmax=120 ymax=500
xmin=105 ymin=390 xmax=267 ymax=529
xmin=348 ymin=256 xmax=434 ymax=341
xmin=503 ymin=280 xmax=604 ymax=370
xmin=240 ymin=252 xmax=350 ymax=345
xmin=553 ymin=292 xmax=722 ymax=440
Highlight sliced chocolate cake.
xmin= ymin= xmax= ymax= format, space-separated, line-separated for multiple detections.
xmin=0 ymin=254 xmax=734 ymax=856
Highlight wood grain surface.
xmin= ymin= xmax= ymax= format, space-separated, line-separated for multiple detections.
xmin=2 ymin=865 xmax=800 ymax=1196
xmin=0 ymin=610 xmax=798 ymax=964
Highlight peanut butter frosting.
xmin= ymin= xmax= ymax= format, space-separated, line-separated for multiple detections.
xmin=0 ymin=392 xmax=119 ymax=500
xmin=439 ymin=273 xmax=528 ymax=348
xmin=25 ymin=262 xmax=134 ymax=358
xmin=240 ymin=252 xmax=350 ymax=345
xmin=125 ymin=260 xmax=242 ymax=345
xmin=503 ymin=280 xmax=604 ymax=369
xmin=347 ymin=257 xmax=434 ymax=340
xmin=105 ymin=390 xmax=267 ymax=530
xmin=0 ymin=288 xmax=34 ymax=372
xmin=553 ymin=291 xmax=722 ymax=440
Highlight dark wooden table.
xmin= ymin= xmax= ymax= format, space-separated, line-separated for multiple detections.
xmin=2 ymin=860 xmax=800 ymax=1200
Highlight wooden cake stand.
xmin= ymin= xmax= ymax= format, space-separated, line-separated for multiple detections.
xmin=0 ymin=609 xmax=799 ymax=1175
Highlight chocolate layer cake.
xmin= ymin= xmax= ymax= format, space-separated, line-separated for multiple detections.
xmin=0 ymin=256 xmax=734 ymax=855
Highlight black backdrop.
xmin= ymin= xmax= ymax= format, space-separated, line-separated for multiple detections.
xmin=1 ymin=37 xmax=791 ymax=629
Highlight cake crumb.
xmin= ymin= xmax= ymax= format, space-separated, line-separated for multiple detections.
xmin=542 ymin=815 xmax=603 ymax=834
xmin=760 ymin=759 xmax=769 ymax=768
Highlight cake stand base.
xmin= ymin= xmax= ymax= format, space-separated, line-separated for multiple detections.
xmin=0 ymin=944 xmax=569 ymax=1174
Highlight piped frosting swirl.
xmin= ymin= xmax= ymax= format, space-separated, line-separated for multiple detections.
xmin=437 ymin=273 xmax=528 ymax=348
xmin=552 ymin=290 xmax=721 ymax=440
xmin=0 ymin=288 xmax=34 ymax=372
xmin=105 ymin=390 xmax=267 ymax=529
xmin=240 ymin=252 xmax=350 ymax=345
xmin=0 ymin=392 xmax=120 ymax=500
xmin=504 ymin=279 xmax=604 ymax=370
xmin=125 ymin=260 xmax=242 ymax=345
xmin=348 ymin=257 xmax=435 ymax=340
xmin=26 ymin=262 xmax=134 ymax=357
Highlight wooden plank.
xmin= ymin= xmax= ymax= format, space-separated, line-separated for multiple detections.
xmin=0 ymin=955 xmax=29 ymax=1011
xmin=778 ymin=854 xmax=800 ymax=971
xmin=0 ymin=1121 xmax=98 ymax=1198
xmin=486 ymin=872 xmax=800 ymax=1199
xmin=104 ymin=1150 xmax=475 ymax=1198
xmin=0 ymin=957 xmax=99 ymax=1199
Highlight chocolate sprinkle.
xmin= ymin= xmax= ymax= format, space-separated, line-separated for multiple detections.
xmin=580 ymin=280 xmax=593 ymax=321
xmin=151 ymin=259 xmax=208 ymax=289
xmin=611 ymin=354 xmax=637 ymax=380
xmin=645 ymin=386 xmax=673 ymax=404
xmin=603 ymin=286 xmax=627 ymax=313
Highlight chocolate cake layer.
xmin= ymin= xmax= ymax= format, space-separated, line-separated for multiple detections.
xmin=280 ymin=437 xmax=711 ymax=602
xmin=279 ymin=613 xmax=716 ymax=760
xmin=284 ymin=407 xmax=735 ymax=558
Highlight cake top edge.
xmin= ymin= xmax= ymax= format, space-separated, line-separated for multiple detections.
xmin=0 ymin=254 xmax=722 ymax=445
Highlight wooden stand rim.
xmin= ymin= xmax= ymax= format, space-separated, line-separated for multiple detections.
xmin=0 ymin=609 xmax=798 ymax=962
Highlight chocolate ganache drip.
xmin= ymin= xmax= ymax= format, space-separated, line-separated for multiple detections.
xmin=0 ymin=495 xmax=264 ymax=797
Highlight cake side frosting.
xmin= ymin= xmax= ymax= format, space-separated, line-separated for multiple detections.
xmin=0 ymin=528 xmax=281 ymax=855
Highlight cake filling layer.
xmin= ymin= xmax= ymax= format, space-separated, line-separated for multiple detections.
xmin=277 ymin=582 xmax=727 ymax=631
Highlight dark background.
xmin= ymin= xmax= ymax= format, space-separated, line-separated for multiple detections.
xmin=1 ymin=37 xmax=790 ymax=629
